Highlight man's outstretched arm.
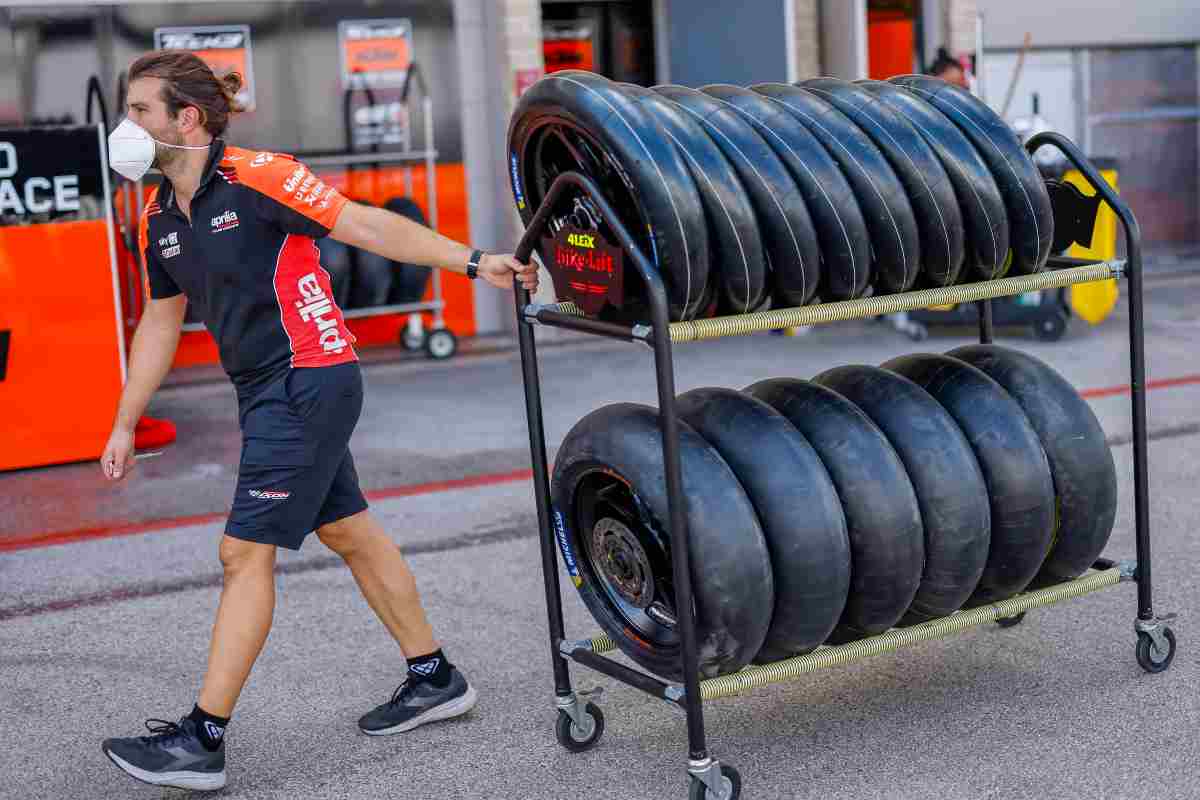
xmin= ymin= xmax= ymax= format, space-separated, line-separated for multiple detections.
xmin=330 ymin=201 xmax=539 ymax=292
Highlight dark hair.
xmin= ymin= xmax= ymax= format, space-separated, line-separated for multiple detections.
xmin=928 ymin=47 xmax=961 ymax=77
xmin=128 ymin=50 xmax=244 ymax=137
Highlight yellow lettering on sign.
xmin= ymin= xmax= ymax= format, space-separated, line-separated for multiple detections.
xmin=566 ymin=233 xmax=595 ymax=249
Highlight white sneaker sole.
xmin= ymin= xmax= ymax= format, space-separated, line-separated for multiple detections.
xmin=361 ymin=685 xmax=478 ymax=736
xmin=104 ymin=749 xmax=227 ymax=791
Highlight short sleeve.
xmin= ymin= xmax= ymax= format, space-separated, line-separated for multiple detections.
xmin=235 ymin=151 xmax=350 ymax=237
xmin=138 ymin=205 xmax=182 ymax=300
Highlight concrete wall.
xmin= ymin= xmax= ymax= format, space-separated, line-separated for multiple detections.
xmin=818 ymin=0 xmax=866 ymax=80
xmin=945 ymin=0 xmax=978 ymax=57
xmin=791 ymin=0 xmax=821 ymax=80
xmin=978 ymin=0 xmax=1200 ymax=50
xmin=454 ymin=0 xmax=547 ymax=335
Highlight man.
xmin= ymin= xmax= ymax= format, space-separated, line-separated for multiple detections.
xmin=98 ymin=51 xmax=538 ymax=792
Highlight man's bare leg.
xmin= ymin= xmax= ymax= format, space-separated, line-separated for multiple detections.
xmin=317 ymin=509 xmax=475 ymax=735
xmin=316 ymin=510 xmax=437 ymax=656
xmin=102 ymin=534 xmax=275 ymax=790
xmin=197 ymin=535 xmax=278 ymax=717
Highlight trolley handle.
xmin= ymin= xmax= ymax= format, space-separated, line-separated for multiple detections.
xmin=512 ymin=169 xmax=668 ymax=323
xmin=1025 ymin=132 xmax=1140 ymax=275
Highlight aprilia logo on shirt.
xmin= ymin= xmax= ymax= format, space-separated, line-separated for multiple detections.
xmin=295 ymin=273 xmax=349 ymax=354
xmin=158 ymin=231 xmax=180 ymax=259
xmin=211 ymin=210 xmax=239 ymax=233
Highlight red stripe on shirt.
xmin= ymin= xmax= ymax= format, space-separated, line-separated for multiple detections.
xmin=272 ymin=234 xmax=358 ymax=369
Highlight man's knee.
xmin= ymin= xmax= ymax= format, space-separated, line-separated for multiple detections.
xmin=219 ymin=534 xmax=276 ymax=574
xmin=316 ymin=511 xmax=374 ymax=557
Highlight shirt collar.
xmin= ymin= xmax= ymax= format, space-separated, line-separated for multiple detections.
xmin=158 ymin=139 xmax=227 ymax=211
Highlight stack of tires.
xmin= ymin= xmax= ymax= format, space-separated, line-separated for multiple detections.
xmin=508 ymin=71 xmax=1053 ymax=323
xmin=550 ymin=345 xmax=1117 ymax=680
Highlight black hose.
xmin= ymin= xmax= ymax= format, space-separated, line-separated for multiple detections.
xmin=85 ymin=75 xmax=110 ymax=134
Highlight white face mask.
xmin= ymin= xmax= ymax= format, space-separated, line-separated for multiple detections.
xmin=107 ymin=118 xmax=211 ymax=181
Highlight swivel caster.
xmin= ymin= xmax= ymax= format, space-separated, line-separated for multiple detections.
xmin=425 ymin=328 xmax=458 ymax=360
xmin=688 ymin=764 xmax=741 ymax=800
xmin=401 ymin=329 xmax=426 ymax=351
xmin=1033 ymin=312 xmax=1068 ymax=342
xmin=555 ymin=701 xmax=604 ymax=753
xmin=1136 ymin=626 xmax=1177 ymax=674
xmin=401 ymin=315 xmax=426 ymax=351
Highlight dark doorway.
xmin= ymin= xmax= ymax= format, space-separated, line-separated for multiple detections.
xmin=541 ymin=1 xmax=656 ymax=86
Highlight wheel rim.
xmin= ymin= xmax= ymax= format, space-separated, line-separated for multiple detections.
xmin=570 ymin=715 xmax=596 ymax=741
xmin=519 ymin=117 xmax=656 ymax=312
xmin=428 ymin=333 xmax=454 ymax=358
xmin=1148 ymin=636 xmax=1170 ymax=664
xmin=591 ymin=517 xmax=656 ymax=609
xmin=528 ymin=118 xmax=645 ymax=236
xmin=575 ymin=472 xmax=679 ymax=646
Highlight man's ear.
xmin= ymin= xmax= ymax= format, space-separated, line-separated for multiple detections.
xmin=179 ymin=105 xmax=204 ymax=134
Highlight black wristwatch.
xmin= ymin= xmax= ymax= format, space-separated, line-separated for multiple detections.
xmin=466 ymin=249 xmax=484 ymax=280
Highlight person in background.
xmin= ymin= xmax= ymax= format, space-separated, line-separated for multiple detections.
xmin=928 ymin=46 xmax=970 ymax=88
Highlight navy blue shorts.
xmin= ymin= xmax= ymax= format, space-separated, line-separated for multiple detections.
xmin=227 ymin=362 xmax=368 ymax=550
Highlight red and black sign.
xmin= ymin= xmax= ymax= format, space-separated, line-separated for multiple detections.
xmin=154 ymin=25 xmax=256 ymax=111
xmin=541 ymin=226 xmax=624 ymax=316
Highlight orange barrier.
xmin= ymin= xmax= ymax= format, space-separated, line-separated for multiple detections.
xmin=0 ymin=220 xmax=126 ymax=470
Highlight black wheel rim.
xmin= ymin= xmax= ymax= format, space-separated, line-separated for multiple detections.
xmin=519 ymin=116 xmax=657 ymax=317
xmin=574 ymin=471 xmax=679 ymax=646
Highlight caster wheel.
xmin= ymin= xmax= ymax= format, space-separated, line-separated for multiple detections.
xmin=907 ymin=324 xmax=929 ymax=342
xmin=1136 ymin=627 xmax=1176 ymax=674
xmin=425 ymin=328 xmax=458 ymax=360
xmin=997 ymin=611 xmax=1027 ymax=628
xmin=689 ymin=765 xmax=741 ymax=800
xmin=555 ymin=702 xmax=604 ymax=753
xmin=1033 ymin=313 xmax=1067 ymax=342
xmin=401 ymin=329 xmax=426 ymax=351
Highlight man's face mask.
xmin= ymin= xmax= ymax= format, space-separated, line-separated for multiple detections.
xmin=107 ymin=118 xmax=210 ymax=182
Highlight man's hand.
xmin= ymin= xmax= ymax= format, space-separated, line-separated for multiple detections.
xmin=478 ymin=253 xmax=539 ymax=292
xmin=101 ymin=426 xmax=136 ymax=482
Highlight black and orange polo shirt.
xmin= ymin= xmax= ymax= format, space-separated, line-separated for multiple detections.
xmin=137 ymin=140 xmax=358 ymax=392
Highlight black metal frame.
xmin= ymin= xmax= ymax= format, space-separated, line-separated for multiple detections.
xmin=512 ymin=132 xmax=1154 ymax=779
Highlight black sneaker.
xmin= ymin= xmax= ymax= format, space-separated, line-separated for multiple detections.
xmin=358 ymin=668 xmax=478 ymax=735
xmin=101 ymin=717 xmax=226 ymax=791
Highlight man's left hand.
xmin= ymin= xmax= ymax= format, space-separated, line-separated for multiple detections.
xmin=478 ymin=253 xmax=539 ymax=293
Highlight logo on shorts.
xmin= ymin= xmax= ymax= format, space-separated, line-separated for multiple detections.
xmin=249 ymin=489 xmax=291 ymax=500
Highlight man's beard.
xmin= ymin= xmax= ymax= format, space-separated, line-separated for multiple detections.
xmin=152 ymin=128 xmax=188 ymax=170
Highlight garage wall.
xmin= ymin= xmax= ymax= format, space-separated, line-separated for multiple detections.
xmin=978 ymin=0 xmax=1200 ymax=50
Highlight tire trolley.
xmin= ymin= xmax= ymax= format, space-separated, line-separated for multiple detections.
xmin=510 ymin=132 xmax=1176 ymax=800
